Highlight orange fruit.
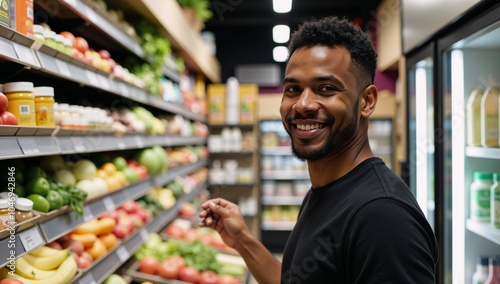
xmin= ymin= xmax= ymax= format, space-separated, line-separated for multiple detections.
xmin=101 ymin=163 xmax=117 ymax=176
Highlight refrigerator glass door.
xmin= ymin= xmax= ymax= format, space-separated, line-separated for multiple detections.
xmin=408 ymin=58 xmax=435 ymax=229
xmin=443 ymin=20 xmax=500 ymax=284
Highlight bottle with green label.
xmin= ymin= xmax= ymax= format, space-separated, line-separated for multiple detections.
xmin=471 ymin=171 xmax=493 ymax=222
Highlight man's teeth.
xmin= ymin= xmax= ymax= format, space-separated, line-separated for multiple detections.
xmin=296 ymin=124 xmax=322 ymax=130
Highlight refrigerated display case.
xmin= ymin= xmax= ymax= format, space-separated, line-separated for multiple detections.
xmin=438 ymin=3 xmax=500 ymax=283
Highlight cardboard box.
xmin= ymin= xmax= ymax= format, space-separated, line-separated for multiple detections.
xmin=207 ymin=84 xmax=226 ymax=124
xmin=11 ymin=0 xmax=33 ymax=37
xmin=239 ymin=84 xmax=258 ymax=124
xmin=0 ymin=0 xmax=9 ymax=28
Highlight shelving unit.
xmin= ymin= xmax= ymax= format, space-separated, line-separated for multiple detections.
xmin=259 ymin=120 xmax=309 ymax=252
xmin=0 ymin=0 xmax=218 ymax=282
xmin=207 ymin=123 xmax=260 ymax=237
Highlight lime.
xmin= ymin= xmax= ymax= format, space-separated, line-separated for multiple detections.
xmin=26 ymin=176 xmax=50 ymax=196
xmin=112 ymin=156 xmax=128 ymax=171
xmin=27 ymin=194 xmax=50 ymax=213
xmin=122 ymin=167 xmax=139 ymax=183
xmin=45 ymin=190 xmax=64 ymax=211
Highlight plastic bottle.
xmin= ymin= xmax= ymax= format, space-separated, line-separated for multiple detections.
xmin=474 ymin=256 xmax=491 ymax=284
xmin=480 ymin=86 xmax=499 ymax=147
xmin=225 ymin=77 xmax=240 ymax=125
xmin=3 ymin=81 xmax=36 ymax=126
xmin=471 ymin=171 xmax=494 ymax=222
xmin=491 ymin=173 xmax=500 ymax=229
xmin=467 ymin=89 xmax=484 ymax=146
xmin=231 ymin=127 xmax=242 ymax=151
xmin=485 ymin=257 xmax=500 ymax=284
xmin=33 ymin=86 xmax=55 ymax=127
xmin=14 ymin=197 xmax=33 ymax=223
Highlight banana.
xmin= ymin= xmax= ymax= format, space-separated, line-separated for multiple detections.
xmin=15 ymin=256 xmax=57 ymax=280
xmin=22 ymin=248 xmax=70 ymax=270
xmin=28 ymin=245 xmax=63 ymax=257
xmin=4 ymin=254 xmax=77 ymax=284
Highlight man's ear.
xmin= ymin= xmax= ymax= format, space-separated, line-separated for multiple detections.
xmin=360 ymin=85 xmax=378 ymax=118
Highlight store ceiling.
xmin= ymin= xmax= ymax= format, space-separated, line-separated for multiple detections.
xmin=204 ymin=0 xmax=383 ymax=83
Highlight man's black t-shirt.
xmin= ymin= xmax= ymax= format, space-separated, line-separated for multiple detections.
xmin=281 ymin=158 xmax=438 ymax=284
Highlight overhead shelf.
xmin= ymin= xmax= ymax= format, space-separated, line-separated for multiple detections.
xmin=466 ymin=146 xmax=500 ymax=159
xmin=0 ymin=159 xmax=208 ymax=268
xmin=104 ymin=0 xmax=220 ymax=83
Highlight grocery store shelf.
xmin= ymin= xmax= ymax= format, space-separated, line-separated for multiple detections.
xmin=105 ymin=0 xmax=220 ymax=83
xmin=261 ymin=196 xmax=304 ymax=205
xmin=261 ymin=222 xmax=296 ymax=231
xmin=209 ymin=123 xmax=255 ymax=129
xmin=209 ymin=150 xmax=255 ymax=155
xmin=0 ymin=160 xmax=208 ymax=269
xmin=465 ymin=146 xmax=500 ymax=159
xmin=261 ymin=147 xmax=293 ymax=156
xmin=261 ymin=171 xmax=309 ymax=180
xmin=466 ymin=219 xmax=500 ymax=245
xmin=0 ymin=131 xmax=206 ymax=160
xmin=73 ymin=182 xmax=207 ymax=284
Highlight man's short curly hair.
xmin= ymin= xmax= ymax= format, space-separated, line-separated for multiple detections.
xmin=288 ymin=16 xmax=377 ymax=87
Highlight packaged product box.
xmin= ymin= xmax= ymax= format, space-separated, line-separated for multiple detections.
xmin=0 ymin=0 xmax=9 ymax=28
xmin=207 ymin=84 xmax=226 ymax=124
xmin=11 ymin=0 xmax=33 ymax=38
xmin=239 ymin=83 xmax=258 ymax=124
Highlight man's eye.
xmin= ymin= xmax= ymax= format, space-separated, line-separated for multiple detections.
xmin=285 ymin=86 xmax=300 ymax=93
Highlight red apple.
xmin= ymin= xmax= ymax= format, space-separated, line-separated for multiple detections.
xmin=112 ymin=223 xmax=128 ymax=239
xmin=129 ymin=214 xmax=144 ymax=228
xmin=135 ymin=208 xmax=150 ymax=223
xmin=98 ymin=49 xmax=111 ymax=59
xmin=120 ymin=200 xmax=138 ymax=214
xmin=73 ymin=36 xmax=89 ymax=53
xmin=0 ymin=92 xmax=8 ymax=112
xmin=100 ymin=210 xmax=119 ymax=222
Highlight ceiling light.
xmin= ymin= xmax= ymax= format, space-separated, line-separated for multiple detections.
xmin=273 ymin=0 xmax=292 ymax=13
xmin=273 ymin=25 xmax=290 ymax=43
xmin=273 ymin=46 xmax=289 ymax=62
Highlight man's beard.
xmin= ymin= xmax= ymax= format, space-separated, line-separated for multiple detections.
xmin=284 ymin=103 xmax=359 ymax=162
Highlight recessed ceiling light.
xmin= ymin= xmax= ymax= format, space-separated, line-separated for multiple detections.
xmin=273 ymin=25 xmax=290 ymax=43
xmin=273 ymin=46 xmax=289 ymax=62
xmin=273 ymin=0 xmax=292 ymax=13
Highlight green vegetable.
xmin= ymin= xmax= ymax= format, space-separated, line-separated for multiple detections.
xmin=26 ymin=176 xmax=51 ymax=196
xmin=46 ymin=190 xmax=64 ymax=211
xmin=56 ymin=189 xmax=71 ymax=206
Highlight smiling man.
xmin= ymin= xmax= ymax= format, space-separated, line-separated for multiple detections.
xmin=199 ymin=16 xmax=438 ymax=284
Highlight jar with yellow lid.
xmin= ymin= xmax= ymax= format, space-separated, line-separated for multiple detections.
xmin=15 ymin=198 xmax=34 ymax=223
xmin=3 ymin=82 xmax=36 ymax=126
xmin=33 ymin=86 xmax=55 ymax=127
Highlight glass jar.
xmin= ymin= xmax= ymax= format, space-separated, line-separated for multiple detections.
xmin=15 ymin=198 xmax=34 ymax=223
xmin=3 ymin=81 xmax=36 ymax=126
xmin=33 ymin=86 xmax=55 ymax=127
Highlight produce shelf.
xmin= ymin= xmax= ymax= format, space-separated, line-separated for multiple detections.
xmin=72 ymin=182 xmax=207 ymax=284
xmin=0 ymin=160 xmax=208 ymax=268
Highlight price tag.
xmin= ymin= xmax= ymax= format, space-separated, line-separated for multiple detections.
xmin=83 ymin=207 xmax=93 ymax=222
xmin=85 ymin=70 xmax=99 ymax=87
xmin=55 ymin=59 xmax=72 ymax=78
xmin=140 ymin=229 xmax=149 ymax=242
xmin=85 ymin=6 xmax=98 ymax=23
xmin=134 ymin=136 xmax=144 ymax=148
xmin=102 ymin=197 xmax=115 ymax=211
xmin=18 ymin=138 xmax=41 ymax=155
xmin=19 ymin=227 xmax=45 ymax=252
xmin=116 ymin=246 xmax=130 ymax=262
xmin=71 ymin=137 xmax=86 ymax=152
xmin=117 ymin=141 xmax=126 ymax=150
xmin=13 ymin=42 xmax=38 ymax=67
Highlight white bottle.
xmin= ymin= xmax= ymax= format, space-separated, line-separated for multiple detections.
xmin=231 ymin=127 xmax=242 ymax=151
xmin=221 ymin=127 xmax=232 ymax=152
xmin=471 ymin=171 xmax=494 ymax=222
xmin=225 ymin=77 xmax=240 ymax=125
xmin=472 ymin=256 xmax=489 ymax=284
xmin=480 ymin=86 xmax=499 ymax=147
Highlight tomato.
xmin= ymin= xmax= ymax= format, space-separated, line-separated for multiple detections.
xmin=0 ymin=111 xmax=18 ymax=125
xmin=199 ymin=270 xmax=218 ymax=284
xmin=218 ymin=274 xmax=238 ymax=284
xmin=158 ymin=258 xmax=179 ymax=279
xmin=198 ymin=232 xmax=213 ymax=246
xmin=138 ymin=256 xmax=159 ymax=275
xmin=0 ymin=116 xmax=3 ymax=125
xmin=73 ymin=36 xmax=89 ymax=53
xmin=166 ymin=224 xmax=185 ymax=238
xmin=178 ymin=266 xmax=200 ymax=283
xmin=183 ymin=228 xmax=199 ymax=242
xmin=59 ymin=31 xmax=75 ymax=42
xmin=0 ymin=92 xmax=7 ymax=112
xmin=165 ymin=255 xmax=185 ymax=269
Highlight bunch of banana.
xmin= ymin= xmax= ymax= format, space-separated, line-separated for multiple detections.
xmin=0 ymin=245 xmax=77 ymax=284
